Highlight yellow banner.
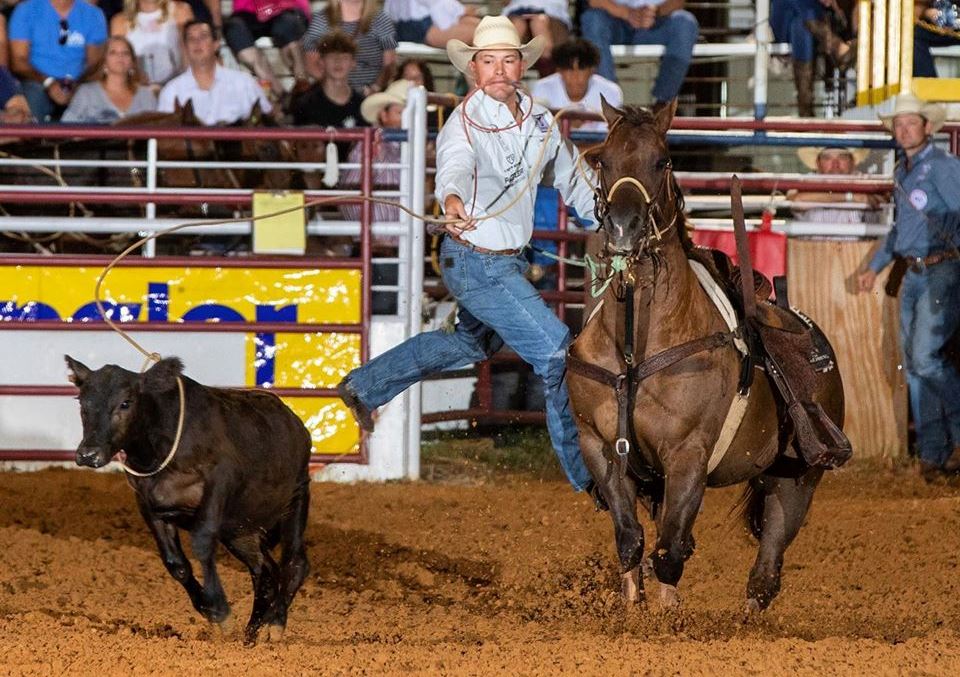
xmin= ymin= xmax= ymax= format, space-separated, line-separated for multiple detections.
xmin=1 ymin=263 xmax=363 ymax=458
xmin=0 ymin=265 xmax=359 ymax=324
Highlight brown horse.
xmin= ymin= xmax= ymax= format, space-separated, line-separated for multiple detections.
xmin=567 ymin=99 xmax=845 ymax=612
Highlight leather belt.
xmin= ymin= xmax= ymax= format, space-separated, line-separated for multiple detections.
xmin=906 ymin=249 xmax=960 ymax=273
xmin=448 ymin=235 xmax=522 ymax=256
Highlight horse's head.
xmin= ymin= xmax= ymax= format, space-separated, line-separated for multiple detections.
xmin=583 ymin=98 xmax=682 ymax=258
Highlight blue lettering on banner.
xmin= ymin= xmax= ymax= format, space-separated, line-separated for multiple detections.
xmin=1 ymin=301 xmax=60 ymax=321
xmin=72 ymin=302 xmax=143 ymax=322
xmin=148 ymin=283 xmax=169 ymax=322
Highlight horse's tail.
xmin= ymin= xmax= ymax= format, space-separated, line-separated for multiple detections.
xmin=732 ymin=481 xmax=765 ymax=541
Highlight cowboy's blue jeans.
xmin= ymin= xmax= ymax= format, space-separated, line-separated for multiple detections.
xmin=343 ymin=236 xmax=592 ymax=491
xmin=770 ymin=0 xmax=826 ymax=64
xmin=899 ymin=259 xmax=960 ymax=466
xmin=579 ymin=9 xmax=699 ymax=101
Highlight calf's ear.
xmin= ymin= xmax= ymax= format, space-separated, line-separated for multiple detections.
xmin=141 ymin=357 xmax=185 ymax=393
xmin=65 ymin=355 xmax=91 ymax=387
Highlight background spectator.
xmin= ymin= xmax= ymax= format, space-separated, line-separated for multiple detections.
xmin=9 ymin=0 xmax=108 ymax=121
xmin=384 ymin=0 xmax=477 ymax=49
xmin=62 ymin=34 xmax=156 ymax=121
xmin=0 ymin=63 xmax=31 ymax=121
xmin=531 ymin=37 xmax=621 ymax=132
xmin=222 ymin=0 xmax=308 ymax=100
xmin=578 ymin=0 xmax=698 ymax=106
xmin=913 ymin=0 xmax=960 ymax=77
xmin=857 ymin=95 xmax=960 ymax=481
xmin=503 ymin=0 xmax=571 ymax=74
xmin=302 ymin=0 xmax=396 ymax=95
xmin=771 ymin=0 xmax=855 ymax=117
xmin=110 ymin=0 xmax=192 ymax=91
xmin=290 ymin=31 xmax=367 ymax=159
xmin=787 ymin=146 xmax=882 ymax=224
xmin=394 ymin=56 xmax=432 ymax=91
xmin=157 ymin=18 xmax=271 ymax=124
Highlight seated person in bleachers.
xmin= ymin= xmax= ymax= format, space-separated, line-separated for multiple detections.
xmin=222 ymin=0 xmax=309 ymax=100
xmin=110 ymin=0 xmax=192 ymax=92
xmin=771 ymin=0 xmax=855 ymax=117
xmin=384 ymin=0 xmax=478 ymax=49
xmin=62 ymin=35 xmax=156 ymax=121
xmin=394 ymin=56 xmax=433 ymax=90
xmin=531 ymin=37 xmax=622 ymax=132
xmin=157 ymin=18 xmax=272 ymax=124
xmin=0 ymin=64 xmax=32 ymax=122
xmin=913 ymin=0 xmax=960 ymax=78
xmin=9 ymin=0 xmax=108 ymax=121
xmin=290 ymin=31 xmax=368 ymax=158
xmin=579 ymin=0 xmax=698 ymax=106
xmin=788 ymin=146 xmax=884 ymax=224
xmin=503 ymin=0 xmax=571 ymax=74
xmin=302 ymin=0 xmax=397 ymax=96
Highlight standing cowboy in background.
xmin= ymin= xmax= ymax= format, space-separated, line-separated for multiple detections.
xmin=337 ymin=15 xmax=599 ymax=493
xmin=857 ymin=94 xmax=960 ymax=481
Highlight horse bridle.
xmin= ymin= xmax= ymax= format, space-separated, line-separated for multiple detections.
xmin=591 ymin=118 xmax=678 ymax=261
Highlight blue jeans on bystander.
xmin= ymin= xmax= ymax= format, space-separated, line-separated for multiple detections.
xmin=899 ymin=259 xmax=960 ymax=466
xmin=579 ymin=8 xmax=699 ymax=101
xmin=341 ymin=236 xmax=592 ymax=491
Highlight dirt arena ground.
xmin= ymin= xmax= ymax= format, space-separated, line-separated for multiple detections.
xmin=2 ymin=449 xmax=960 ymax=675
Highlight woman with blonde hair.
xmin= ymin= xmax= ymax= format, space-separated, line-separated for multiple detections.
xmin=110 ymin=0 xmax=194 ymax=89
xmin=62 ymin=35 xmax=158 ymax=122
xmin=302 ymin=0 xmax=397 ymax=95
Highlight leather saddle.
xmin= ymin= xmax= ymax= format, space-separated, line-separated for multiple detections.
xmin=690 ymin=247 xmax=852 ymax=469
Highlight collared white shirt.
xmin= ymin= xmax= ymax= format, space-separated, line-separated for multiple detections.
xmin=157 ymin=64 xmax=272 ymax=125
xmin=435 ymin=90 xmax=598 ymax=251
xmin=531 ymin=73 xmax=623 ymax=131
xmin=384 ymin=0 xmax=464 ymax=32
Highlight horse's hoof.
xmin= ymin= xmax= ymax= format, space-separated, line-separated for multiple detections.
xmin=658 ymin=583 xmax=681 ymax=610
xmin=620 ymin=568 xmax=643 ymax=604
xmin=266 ymin=624 xmax=286 ymax=643
xmin=215 ymin=612 xmax=236 ymax=638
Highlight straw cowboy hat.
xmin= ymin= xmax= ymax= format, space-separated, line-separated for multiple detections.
xmin=446 ymin=15 xmax=546 ymax=74
xmin=360 ymin=79 xmax=412 ymax=125
xmin=879 ymin=93 xmax=947 ymax=133
xmin=797 ymin=146 xmax=870 ymax=171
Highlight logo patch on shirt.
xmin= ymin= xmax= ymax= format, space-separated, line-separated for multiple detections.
xmin=909 ymin=188 xmax=928 ymax=210
xmin=533 ymin=113 xmax=549 ymax=132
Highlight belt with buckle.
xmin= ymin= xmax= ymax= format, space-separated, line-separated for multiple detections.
xmin=907 ymin=249 xmax=960 ymax=273
xmin=448 ymin=235 xmax=522 ymax=256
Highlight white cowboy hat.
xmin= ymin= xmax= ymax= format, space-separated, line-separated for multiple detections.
xmin=879 ymin=93 xmax=947 ymax=133
xmin=446 ymin=15 xmax=545 ymax=74
xmin=360 ymin=79 xmax=411 ymax=126
xmin=797 ymin=146 xmax=870 ymax=171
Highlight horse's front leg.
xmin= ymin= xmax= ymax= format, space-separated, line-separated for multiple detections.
xmin=649 ymin=446 xmax=707 ymax=609
xmin=579 ymin=426 xmax=645 ymax=603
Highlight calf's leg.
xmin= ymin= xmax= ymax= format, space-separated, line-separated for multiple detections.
xmin=139 ymin=503 xmax=208 ymax=616
xmin=271 ymin=479 xmax=311 ymax=638
xmin=224 ymin=533 xmax=281 ymax=645
xmin=187 ymin=481 xmax=233 ymax=626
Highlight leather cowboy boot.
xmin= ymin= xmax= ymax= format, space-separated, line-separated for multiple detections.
xmin=804 ymin=19 xmax=857 ymax=70
xmin=792 ymin=60 xmax=815 ymax=117
xmin=944 ymin=447 xmax=960 ymax=473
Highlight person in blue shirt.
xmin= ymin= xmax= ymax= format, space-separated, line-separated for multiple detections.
xmin=9 ymin=0 xmax=107 ymax=121
xmin=857 ymin=94 xmax=960 ymax=481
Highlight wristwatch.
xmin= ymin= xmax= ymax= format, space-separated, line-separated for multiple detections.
xmin=42 ymin=76 xmax=55 ymax=90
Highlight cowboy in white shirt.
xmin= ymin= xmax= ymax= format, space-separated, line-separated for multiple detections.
xmin=337 ymin=15 xmax=600 ymax=494
xmin=158 ymin=19 xmax=271 ymax=125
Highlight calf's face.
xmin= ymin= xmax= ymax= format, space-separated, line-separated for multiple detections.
xmin=64 ymin=355 xmax=182 ymax=468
